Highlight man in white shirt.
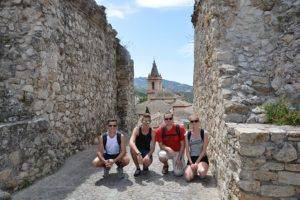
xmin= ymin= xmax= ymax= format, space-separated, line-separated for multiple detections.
xmin=92 ymin=119 xmax=129 ymax=178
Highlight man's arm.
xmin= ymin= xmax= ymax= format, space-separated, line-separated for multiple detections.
xmin=129 ymin=127 xmax=140 ymax=154
xmin=97 ymin=136 xmax=106 ymax=163
xmin=148 ymin=129 xmax=156 ymax=156
xmin=178 ymin=126 xmax=186 ymax=158
xmin=113 ymin=134 xmax=126 ymax=163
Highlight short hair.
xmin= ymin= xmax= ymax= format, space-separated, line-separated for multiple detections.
xmin=107 ymin=118 xmax=117 ymax=125
xmin=164 ymin=112 xmax=173 ymax=118
xmin=142 ymin=113 xmax=151 ymax=119
xmin=188 ymin=114 xmax=199 ymax=121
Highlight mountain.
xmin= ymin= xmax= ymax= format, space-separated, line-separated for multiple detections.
xmin=134 ymin=77 xmax=193 ymax=93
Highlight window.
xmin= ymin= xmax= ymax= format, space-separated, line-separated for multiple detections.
xmin=152 ymin=82 xmax=155 ymax=90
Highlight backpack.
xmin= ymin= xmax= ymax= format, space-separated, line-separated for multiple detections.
xmin=102 ymin=132 xmax=121 ymax=151
xmin=187 ymin=129 xmax=204 ymax=142
xmin=162 ymin=124 xmax=181 ymax=141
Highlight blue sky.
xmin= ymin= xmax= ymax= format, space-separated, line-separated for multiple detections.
xmin=95 ymin=0 xmax=194 ymax=85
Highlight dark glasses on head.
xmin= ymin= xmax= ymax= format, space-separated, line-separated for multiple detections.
xmin=108 ymin=124 xmax=117 ymax=127
xmin=164 ymin=117 xmax=173 ymax=120
xmin=190 ymin=120 xmax=199 ymax=123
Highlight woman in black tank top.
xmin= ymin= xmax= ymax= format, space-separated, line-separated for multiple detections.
xmin=129 ymin=113 xmax=156 ymax=176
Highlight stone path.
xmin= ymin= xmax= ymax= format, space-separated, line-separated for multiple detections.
xmin=13 ymin=146 xmax=220 ymax=200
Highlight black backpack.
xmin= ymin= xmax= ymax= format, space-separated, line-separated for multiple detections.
xmin=102 ymin=132 xmax=121 ymax=151
xmin=162 ymin=124 xmax=181 ymax=141
xmin=187 ymin=129 xmax=204 ymax=142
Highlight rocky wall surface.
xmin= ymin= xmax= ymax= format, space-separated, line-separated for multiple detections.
xmin=0 ymin=0 xmax=135 ymax=191
xmin=221 ymin=123 xmax=300 ymax=200
xmin=193 ymin=0 xmax=300 ymax=124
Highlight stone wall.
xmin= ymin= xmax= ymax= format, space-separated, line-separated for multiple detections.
xmin=221 ymin=123 xmax=300 ymax=199
xmin=193 ymin=0 xmax=299 ymax=124
xmin=0 ymin=0 xmax=135 ymax=191
xmin=193 ymin=0 xmax=300 ymax=199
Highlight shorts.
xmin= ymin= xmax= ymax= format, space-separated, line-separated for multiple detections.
xmin=104 ymin=153 xmax=119 ymax=160
xmin=188 ymin=155 xmax=209 ymax=165
xmin=158 ymin=150 xmax=185 ymax=176
xmin=138 ymin=148 xmax=153 ymax=160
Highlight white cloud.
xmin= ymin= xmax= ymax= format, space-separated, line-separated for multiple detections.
xmin=95 ymin=1 xmax=138 ymax=19
xmin=136 ymin=0 xmax=194 ymax=8
xmin=179 ymin=42 xmax=194 ymax=57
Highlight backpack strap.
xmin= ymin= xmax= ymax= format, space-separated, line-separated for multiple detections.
xmin=187 ymin=131 xmax=192 ymax=142
xmin=175 ymin=124 xmax=181 ymax=137
xmin=102 ymin=132 xmax=108 ymax=151
xmin=116 ymin=132 xmax=121 ymax=146
xmin=162 ymin=126 xmax=167 ymax=140
xmin=200 ymin=129 xmax=204 ymax=141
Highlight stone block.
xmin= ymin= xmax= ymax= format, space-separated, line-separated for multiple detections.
xmin=253 ymin=170 xmax=277 ymax=181
xmin=235 ymin=126 xmax=269 ymax=144
xmin=260 ymin=185 xmax=295 ymax=197
xmin=9 ymin=151 xmax=21 ymax=166
xmin=274 ymin=142 xmax=297 ymax=162
xmin=0 ymin=190 xmax=11 ymax=200
xmin=285 ymin=164 xmax=300 ymax=172
xmin=239 ymin=144 xmax=265 ymax=157
xmin=278 ymin=171 xmax=300 ymax=186
xmin=238 ymin=180 xmax=260 ymax=193
xmin=242 ymin=158 xmax=266 ymax=170
xmin=0 ymin=169 xmax=11 ymax=181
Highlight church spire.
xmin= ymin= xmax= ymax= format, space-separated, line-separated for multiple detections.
xmin=149 ymin=60 xmax=161 ymax=78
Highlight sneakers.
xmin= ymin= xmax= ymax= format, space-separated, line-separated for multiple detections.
xmin=134 ymin=168 xmax=141 ymax=177
xmin=117 ymin=166 xmax=124 ymax=179
xmin=103 ymin=168 xmax=110 ymax=178
xmin=162 ymin=165 xmax=169 ymax=174
xmin=143 ymin=166 xmax=149 ymax=171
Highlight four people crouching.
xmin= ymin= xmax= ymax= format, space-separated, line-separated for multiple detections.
xmin=92 ymin=113 xmax=209 ymax=181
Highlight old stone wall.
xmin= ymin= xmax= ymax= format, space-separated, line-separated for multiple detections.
xmin=222 ymin=123 xmax=300 ymax=199
xmin=0 ymin=0 xmax=135 ymax=191
xmin=193 ymin=0 xmax=299 ymax=124
xmin=193 ymin=0 xmax=300 ymax=199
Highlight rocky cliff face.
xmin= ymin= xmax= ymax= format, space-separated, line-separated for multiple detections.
xmin=0 ymin=0 xmax=135 ymax=191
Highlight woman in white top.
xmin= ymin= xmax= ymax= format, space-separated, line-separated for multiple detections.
xmin=184 ymin=114 xmax=209 ymax=181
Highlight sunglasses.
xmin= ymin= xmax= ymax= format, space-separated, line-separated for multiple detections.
xmin=190 ymin=120 xmax=199 ymax=123
xmin=164 ymin=117 xmax=173 ymax=121
xmin=142 ymin=120 xmax=151 ymax=124
xmin=108 ymin=124 xmax=117 ymax=127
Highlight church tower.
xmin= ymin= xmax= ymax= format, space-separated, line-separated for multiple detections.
xmin=147 ymin=60 xmax=163 ymax=100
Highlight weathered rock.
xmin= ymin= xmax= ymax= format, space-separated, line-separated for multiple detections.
xmin=238 ymin=180 xmax=260 ymax=193
xmin=260 ymin=185 xmax=295 ymax=197
xmin=278 ymin=171 xmax=300 ymax=186
xmin=0 ymin=190 xmax=11 ymax=200
xmin=239 ymin=144 xmax=265 ymax=157
xmin=274 ymin=142 xmax=297 ymax=162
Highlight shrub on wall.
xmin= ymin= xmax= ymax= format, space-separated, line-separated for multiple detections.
xmin=263 ymin=98 xmax=300 ymax=125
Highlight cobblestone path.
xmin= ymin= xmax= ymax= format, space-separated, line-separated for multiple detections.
xmin=13 ymin=146 xmax=220 ymax=200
